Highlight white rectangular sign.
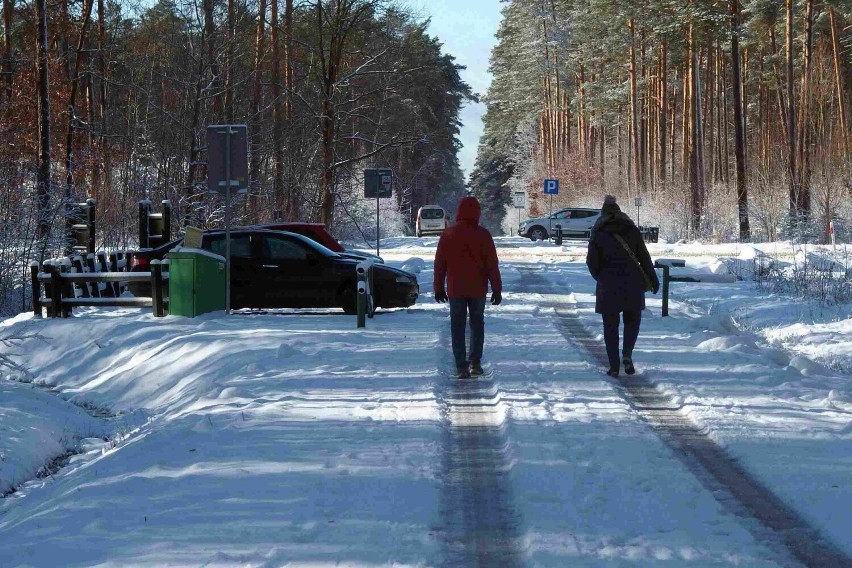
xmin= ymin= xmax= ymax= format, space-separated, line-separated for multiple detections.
xmin=513 ymin=192 xmax=526 ymax=209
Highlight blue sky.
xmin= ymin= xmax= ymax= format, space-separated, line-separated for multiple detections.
xmin=416 ymin=0 xmax=503 ymax=180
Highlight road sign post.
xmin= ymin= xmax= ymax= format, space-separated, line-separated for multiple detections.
xmin=830 ymin=220 xmax=836 ymax=250
xmin=634 ymin=197 xmax=643 ymax=228
xmin=513 ymin=192 xmax=526 ymax=235
xmin=364 ymin=168 xmax=392 ymax=257
xmin=207 ymin=124 xmax=249 ymax=315
xmin=543 ymin=179 xmax=559 ymax=237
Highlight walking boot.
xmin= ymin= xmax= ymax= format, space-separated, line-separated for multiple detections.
xmin=622 ymin=356 xmax=635 ymax=375
xmin=470 ymin=359 xmax=484 ymax=376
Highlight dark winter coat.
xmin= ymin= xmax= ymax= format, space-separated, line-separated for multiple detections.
xmin=434 ymin=196 xmax=502 ymax=299
xmin=586 ymin=211 xmax=659 ymax=314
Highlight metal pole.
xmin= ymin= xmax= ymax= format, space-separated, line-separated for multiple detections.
xmin=661 ymin=265 xmax=670 ymax=317
xmin=376 ymin=193 xmax=380 ymax=258
xmin=637 ymin=203 xmax=640 ymax=228
xmin=549 ymin=194 xmax=553 ymax=236
xmin=225 ymin=127 xmax=232 ymax=315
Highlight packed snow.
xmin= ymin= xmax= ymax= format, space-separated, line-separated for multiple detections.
xmin=0 ymin=237 xmax=850 ymax=566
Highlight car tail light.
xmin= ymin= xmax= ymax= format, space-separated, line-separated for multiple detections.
xmin=130 ymin=255 xmax=149 ymax=271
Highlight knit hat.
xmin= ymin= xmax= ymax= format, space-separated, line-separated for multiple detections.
xmin=601 ymin=194 xmax=620 ymax=215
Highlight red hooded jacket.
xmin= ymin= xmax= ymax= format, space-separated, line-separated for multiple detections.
xmin=433 ymin=196 xmax=502 ymax=298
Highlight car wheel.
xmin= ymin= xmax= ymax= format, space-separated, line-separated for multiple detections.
xmin=528 ymin=226 xmax=548 ymax=241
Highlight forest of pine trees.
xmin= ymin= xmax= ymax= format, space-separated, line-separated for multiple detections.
xmin=0 ymin=0 xmax=473 ymax=313
xmin=470 ymin=0 xmax=852 ymax=242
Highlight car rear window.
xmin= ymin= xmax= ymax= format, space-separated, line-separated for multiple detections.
xmin=420 ymin=208 xmax=445 ymax=220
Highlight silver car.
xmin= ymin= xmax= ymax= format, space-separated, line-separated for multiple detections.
xmin=518 ymin=208 xmax=601 ymax=240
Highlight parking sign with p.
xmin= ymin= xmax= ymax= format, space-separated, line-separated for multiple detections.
xmin=544 ymin=179 xmax=559 ymax=195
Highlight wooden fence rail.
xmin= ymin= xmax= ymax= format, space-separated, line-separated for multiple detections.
xmin=32 ymin=254 xmax=169 ymax=318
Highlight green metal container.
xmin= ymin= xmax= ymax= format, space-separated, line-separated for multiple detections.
xmin=168 ymin=248 xmax=226 ymax=317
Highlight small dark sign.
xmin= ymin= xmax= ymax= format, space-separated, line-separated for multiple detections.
xmin=207 ymin=125 xmax=249 ymax=194
xmin=364 ymin=168 xmax=393 ymax=198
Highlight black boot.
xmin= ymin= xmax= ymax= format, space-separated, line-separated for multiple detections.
xmin=622 ymin=356 xmax=635 ymax=375
xmin=456 ymin=364 xmax=471 ymax=379
xmin=606 ymin=368 xmax=619 ymax=378
xmin=470 ymin=359 xmax=484 ymax=376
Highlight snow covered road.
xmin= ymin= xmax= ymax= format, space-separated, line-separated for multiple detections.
xmin=0 ymin=237 xmax=850 ymax=566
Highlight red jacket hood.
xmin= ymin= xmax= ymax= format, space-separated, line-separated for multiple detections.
xmin=456 ymin=196 xmax=481 ymax=223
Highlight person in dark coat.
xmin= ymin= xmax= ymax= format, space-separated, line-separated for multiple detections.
xmin=434 ymin=196 xmax=503 ymax=378
xmin=586 ymin=195 xmax=659 ymax=377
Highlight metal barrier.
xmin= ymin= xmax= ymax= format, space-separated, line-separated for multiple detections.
xmin=654 ymin=258 xmax=737 ymax=316
xmin=553 ymin=224 xmax=563 ymax=246
xmin=356 ymin=259 xmax=375 ymax=327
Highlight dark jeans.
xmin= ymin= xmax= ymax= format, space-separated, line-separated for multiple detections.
xmin=449 ymin=297 xmax=486 ymax=368
xmin=601 ymin=311 xmax=642 ymax=371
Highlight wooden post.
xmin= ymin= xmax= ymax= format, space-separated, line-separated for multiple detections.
xmin=31 ymin=263 xmax=42 ymax=318
xmin=109 ymin=252 xmax=120 ymax=296
xmin=660 ymin=264 xmax=670 ymax=317
xmin=97 ymin=251 xmax=113 ymax=297
xmin=71 ymin=256 xmax=91 ymax=298
xmin=162 ymin=200 xmax=172 ymax=243
xmin=86 ymin=253 xmax=101 ymax=297
xmin=86 ymin=197 xmax=96 ymax=253
xmin=60 ymin=262 xmax=74 ymax=317
xmin=49 ymin=263 xmax=63 ymax=318
xmin=139 ymin=200 xmax=150 ymax=248
xmin=43 ymin=262 xmax=54 ymax=317
xmin=151 ymin=260 xmax=164 ymax=317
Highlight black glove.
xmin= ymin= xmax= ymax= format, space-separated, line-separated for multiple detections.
xmin=435 ymin=290 xmax=448 ymax=303
xmin=490 ymin=291 xmax=502 ymax=306
xmin=653 ymin=284 xmax=660 ymax=294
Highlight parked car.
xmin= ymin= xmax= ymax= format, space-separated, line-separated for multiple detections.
xmin=247 ymin=223 xmax=383 ymax=264
xmin=518 ymin=208 xmax=602 ymax=240
xmin=129 ymin=229 xmax=418 ymax=312
xmin=416 ymin=205 xmax=448 ymax=237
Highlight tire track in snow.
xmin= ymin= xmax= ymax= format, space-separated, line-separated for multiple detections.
xmin=516 ymin=266 xmax=852 ymax=568
xmin=433 ymin=312 xmax=526 ymax=567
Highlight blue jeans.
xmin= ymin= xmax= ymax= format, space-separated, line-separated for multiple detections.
xmin=449 ymin=297 xmax=486 ymax=368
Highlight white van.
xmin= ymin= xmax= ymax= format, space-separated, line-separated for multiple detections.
xmin=416 ymin=205 xmax=447 ymax=237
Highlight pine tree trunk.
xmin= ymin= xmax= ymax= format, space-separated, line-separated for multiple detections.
xmin=248 ymin=0 xmax=267 ymax=218
xmin=658 ymin=42 xmax=667 ymax=186
xmin=2 ymin=0 xmax=13 ymax=103
xmin=271 ymin=0 xmax=284 ymax=218
xmin=829 ymin=9 xmax=848 ymax=154
xmin=225 ymin=0 xmax=235 ymax=123
xmin=786 ymin=0 xmax=797 ymax=217
xmin=64 ymin=0 xmax=95 ymax=203
xmin=730 ymin=0 xmax=750 ymax=241
xmin=795 ymin=0 xmax=813 ymax=218
xmin=628 ymin=18 xmax=641 ymax=192
xmin=36 ymin=0 xmax=51 ymax=238
xmin=203 ymin=0 xmax=223 ymax=120
xmin=689 ymin=23 xmax=705 ymax=237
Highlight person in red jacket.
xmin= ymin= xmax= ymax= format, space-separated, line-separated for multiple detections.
xmin=434 ymin=196 xmax=502 ymax=378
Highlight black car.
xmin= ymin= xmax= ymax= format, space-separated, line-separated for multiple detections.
xmin=131 ymin=229 xmax=418 ymax=312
